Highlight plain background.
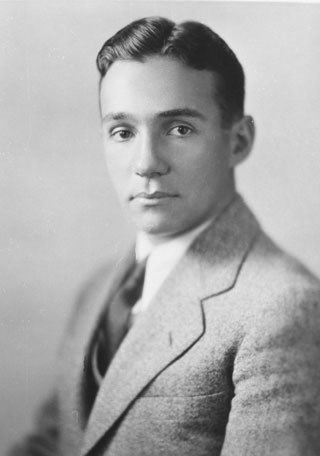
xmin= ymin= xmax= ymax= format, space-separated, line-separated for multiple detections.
xmin=1 ymin=1 xmax=320 ymax=453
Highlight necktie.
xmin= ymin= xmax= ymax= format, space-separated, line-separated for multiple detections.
xmin=90 ymin=258 xmax=147 ymax=388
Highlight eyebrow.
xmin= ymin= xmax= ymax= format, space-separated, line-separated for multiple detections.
xmin=158 ymin=108 xmax=207 ymax=120
xmin=102 ymin=108 xmax=207 ymax=123
xmin=102 ymin=112 xmax=131 ymax=123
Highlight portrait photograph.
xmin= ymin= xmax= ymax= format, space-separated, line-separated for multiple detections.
xmin=1 ymin=1 xmax=320 ymax=455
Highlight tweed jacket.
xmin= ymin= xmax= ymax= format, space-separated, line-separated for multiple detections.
xmin=9 ymin=196 xmax=320 ymax=456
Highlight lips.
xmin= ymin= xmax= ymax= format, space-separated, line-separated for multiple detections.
xmin=130 ymin=191 xmax=179 ymax=200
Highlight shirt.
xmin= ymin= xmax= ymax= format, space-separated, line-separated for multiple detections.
xmin=132 ymin=219 xmax=212 ymax=316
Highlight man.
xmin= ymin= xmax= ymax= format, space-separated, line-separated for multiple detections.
xmin=9 ymin=16 xmax=320 ymax=456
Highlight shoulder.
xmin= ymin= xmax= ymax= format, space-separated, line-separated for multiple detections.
xmin=247 ymin=230 xmax=319 ymax=289
xmin=242 ymin=230 xmax=320 ymax=307
xmin=235 ymin=230 xmax=320 ymax=348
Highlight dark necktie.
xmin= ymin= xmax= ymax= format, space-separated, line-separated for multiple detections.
xmin=90 ymin=258 xmax=147 ymax=388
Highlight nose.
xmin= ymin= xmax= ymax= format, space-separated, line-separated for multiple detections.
xmin=134 ymin=133 xmax=169 ymax=178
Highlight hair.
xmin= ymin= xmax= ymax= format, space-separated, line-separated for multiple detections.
xmin=96 ymin=16 xmax=245 ymax=127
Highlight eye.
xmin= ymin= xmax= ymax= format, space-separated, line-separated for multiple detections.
xmin=168 ymin=125 xmax=193 ymax=137
xmin=110 ymin=128 xmax=134 ymax=142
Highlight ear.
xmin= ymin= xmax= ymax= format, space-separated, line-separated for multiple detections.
xmin=228 ymin=115 xmax=255 ymax=168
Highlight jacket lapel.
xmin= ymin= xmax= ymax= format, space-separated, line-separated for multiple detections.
xmin=81 ymin=195 xmax=260 ymax=456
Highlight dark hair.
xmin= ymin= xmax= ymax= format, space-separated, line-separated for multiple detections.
xmin=96 ymin=16 xmax=245 ymax=126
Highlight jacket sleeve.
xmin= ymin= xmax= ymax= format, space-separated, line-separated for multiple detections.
xmin=7 ymin=393 xmax=60 ymax=456
xmin=221 ymin=287 xmax=320 ymax=456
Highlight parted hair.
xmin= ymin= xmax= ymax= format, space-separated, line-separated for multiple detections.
xmin=96 ymin=16 xmax=245 ymax=126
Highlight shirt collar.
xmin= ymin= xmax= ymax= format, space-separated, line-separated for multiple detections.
xmin=133 ymin=218 xmax=213 ymax=312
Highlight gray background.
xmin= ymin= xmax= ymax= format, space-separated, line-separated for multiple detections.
xmin=1 ymin=1 xmax=320 ymax=453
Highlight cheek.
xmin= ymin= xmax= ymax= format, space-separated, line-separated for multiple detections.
xmin=105 ymin=153 xmax=137 ymax=205
xmin=178 ymin=151 xmax=228 ymax=198
xmin=105 ymin=151 xmax=131 ymax=178
xmin=105 ymin=161 xmax=126 ymax=197
xmin=175 ymin=149 xmax=218 ymax=183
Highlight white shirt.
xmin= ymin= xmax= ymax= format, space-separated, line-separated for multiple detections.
xmin=132 ymin=219 xmax=212 ymax=316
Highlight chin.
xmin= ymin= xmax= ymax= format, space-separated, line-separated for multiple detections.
xmin=133 ymin=214 xmax=176 ymax=237
xmin=133 ymin=214 xmax=195 ymax=241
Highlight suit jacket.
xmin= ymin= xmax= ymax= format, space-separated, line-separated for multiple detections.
xmin=9 ymin=196 xmax=320 ymax=456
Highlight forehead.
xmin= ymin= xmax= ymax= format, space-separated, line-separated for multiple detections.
xmin=99 ymin=56 xmax=219 ymax=120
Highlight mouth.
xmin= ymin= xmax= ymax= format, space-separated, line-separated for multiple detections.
xmin=130 ymin=191 xmax=179 ymax=201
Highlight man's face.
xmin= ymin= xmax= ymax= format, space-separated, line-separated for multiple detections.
xmin=100 ymin=56 xmax=237 ymax=241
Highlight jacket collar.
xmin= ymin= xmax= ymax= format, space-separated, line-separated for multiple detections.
xmin=81 ymin=195 xmax=260 ymax=455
